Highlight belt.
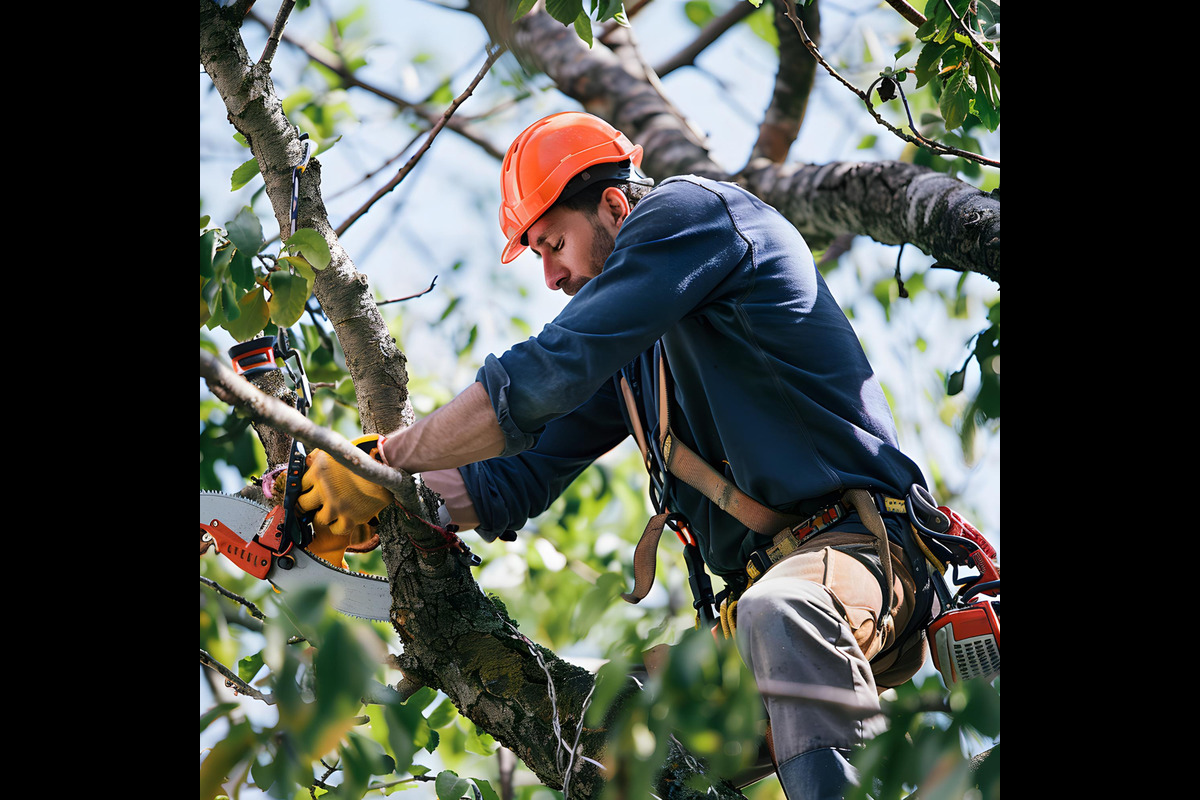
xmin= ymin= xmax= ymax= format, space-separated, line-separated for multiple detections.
xmin=744 ymin=493 xmax=908 ymax=582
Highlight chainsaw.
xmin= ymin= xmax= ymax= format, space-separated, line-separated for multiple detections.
xmin=200 ymin=331 xmax=471 ymax=623
xmin=906 ymin=485 xmax=1000 ymax=686
xmin=201 ymin=489 xmax=394 ymax=621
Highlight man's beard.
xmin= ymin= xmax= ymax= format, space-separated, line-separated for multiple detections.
xmin=565 ymin=215 xmax=616 ymax=296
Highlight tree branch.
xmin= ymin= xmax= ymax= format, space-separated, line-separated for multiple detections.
xmin=885 ymin=0 xmax=927 ymax=28
xmin=257 ymin=0 xmax=295 ymax=67
xmin=335 ymin=43 xmax=506 ymax=237
xmin=653 ymin=0 xmax=757 ymax=78
xmin=748 ymin=0 xmax=820 ymax=165
xmin=201 ymin=648 xmax=276 ymax=705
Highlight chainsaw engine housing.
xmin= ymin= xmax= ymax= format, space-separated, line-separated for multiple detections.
xmin=928 ymin=600 xmax=1000 ymax=685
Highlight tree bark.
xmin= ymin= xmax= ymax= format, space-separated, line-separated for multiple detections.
xmin=478 ymin=1 xmax=1000 ymax=283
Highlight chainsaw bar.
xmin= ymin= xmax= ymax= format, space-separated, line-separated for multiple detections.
xmin=200 ymin=490 xmax=392 ymax=622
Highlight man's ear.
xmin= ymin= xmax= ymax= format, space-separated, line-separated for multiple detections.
xmin=599 ymin=186 xmax=631 ymax=229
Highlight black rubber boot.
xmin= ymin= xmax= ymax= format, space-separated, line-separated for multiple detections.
xmin=775 ymin=748 xmax=861 ymax=800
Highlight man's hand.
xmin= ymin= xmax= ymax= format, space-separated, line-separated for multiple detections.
xmin=297 ymin=435 xmax=393 ymax=540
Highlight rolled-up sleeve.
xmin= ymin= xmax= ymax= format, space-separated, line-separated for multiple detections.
xmin=458 ymin=378 xmax=630 ymax=540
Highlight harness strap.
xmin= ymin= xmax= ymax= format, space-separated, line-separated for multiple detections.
xmin=619 ymin=512 xmax=670 ymax=605
xmin=654 ymin=353 xmax=804 ymax=536
xmin=617 ymin=346 xmax=898 ymax=629
xmin=842 ymin=489 xmax=895 ymax=634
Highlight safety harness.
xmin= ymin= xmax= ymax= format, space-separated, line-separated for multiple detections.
xmin=615 ymin=343 xmax=898 ymax=637
xmin=615 ymin=341 xmax=997 ymax=687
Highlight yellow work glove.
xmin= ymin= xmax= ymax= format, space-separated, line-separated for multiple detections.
xmin=306 ymin=519 xmax=380 ymax=569
xmin=297 ymin=434 xmax=393 ymax=543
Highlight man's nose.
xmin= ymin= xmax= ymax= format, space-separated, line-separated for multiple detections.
xmin=544 ymin=260 xmax=568 ymax=292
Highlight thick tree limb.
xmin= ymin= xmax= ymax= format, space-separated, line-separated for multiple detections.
xmin=480 ymin=1 xmax=1000 ymax=283
xmin=748 ymin=0 xmax=821 ymax=165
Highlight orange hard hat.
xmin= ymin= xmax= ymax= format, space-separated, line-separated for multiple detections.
xmin=498 ymin=111 xmax=645 ymax=264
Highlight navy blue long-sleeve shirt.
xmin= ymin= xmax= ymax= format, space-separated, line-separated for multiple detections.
xmin=460 ymin=176 xmax=926 ymax=577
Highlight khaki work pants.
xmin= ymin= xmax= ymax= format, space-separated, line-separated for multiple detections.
xmin=734 ymin=530 xmax=927 ymax=766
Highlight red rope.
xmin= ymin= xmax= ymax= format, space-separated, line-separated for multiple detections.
xmin=395 ymin=503 xmax=465 ymax=554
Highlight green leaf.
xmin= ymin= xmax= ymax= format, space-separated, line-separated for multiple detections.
xmin=227 ymin=286 xmax=271 ymax=341
xmin=284 ymin=228 xmax=331 ymax=271
xmin=231 ymin=157 xmax=261 ymax=191
xmin=405 ymin=685 xmax=439 ymax=712
xmin=230 ymin=250 xmax=256 ymax=290
xmin=946 ymin=368 xmax=965 ymax=396
xmin=425 ymin=697 xmax=459 ymax=729
xmin=200 ymin=720 xmax=258 ymax=800
xmin=684 ymin=0 xmax=715 ymax=27
xmin=463 ymin=722 xmax=498 ymax=756
xmin=573 ymin=10 xmax=594 ymax=47
xmin=220 ymin=282 xmax=241 ymax=322
xmin=267 ymin=270 xmax=311 ymax=328
xmin=200 ymin=702 xmax=239 ymax=733
xmin=473 ymin=779 xmax=501 ymax=800
xmin=512 ymin=0 xmax=538 ymax=21
xmin=237 ymin=651 xmax=266 ymax=686
xmin=435 ymin=770 xmax=471 ymax=800
xmin=226 ymin=206 xmax=264 ymax=261
xmin=939 ymin=66 xmax=972 ymax=130
xmin=278 ymin=255 xmax=316 ymax=282
xmin=545 ymin=0 xmax=582 ymax=25
xmin=201 ymin=278 xmax=213 ymax=327
xmin=200 ymin=229 xmax=218 ymax=278
xmin=914 ymin=40 xmax=949 ymax=87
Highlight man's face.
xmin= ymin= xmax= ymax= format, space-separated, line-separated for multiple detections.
xmin=527 ymin=192 xmax=622 ymax=297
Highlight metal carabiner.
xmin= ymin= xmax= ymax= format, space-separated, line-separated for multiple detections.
xmin=290 ymin=129 xmax=314 ymax=239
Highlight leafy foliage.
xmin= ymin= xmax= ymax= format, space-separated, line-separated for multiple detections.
xmin=912 ymin=0 xmax=1000 ymax=132
xmin=200 ymin=205 xmax=330 ymax=340
xmin=850 ymin=677 xmax=1000 ymax=800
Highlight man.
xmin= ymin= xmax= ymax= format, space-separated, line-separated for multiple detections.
xmin=299 ymin=111 xmax=936 ymax=799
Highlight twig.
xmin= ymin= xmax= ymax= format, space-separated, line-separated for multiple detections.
xmin=884 ymin=0 xmax=927 ymax=28
xmin=378 ymin=275 xmax=438 ymax=305
xmin=780 ymin=1 xmax=998 ymax=169
xmin=327 ymin=127 xmax=428 ymax=203
xmin=866 ymin=73 xmax=999 ymax=168
xmin=335 ymin=43 xmax=507 ymax=237
xmin=201 ymin=575 xmax=267 ymax=621
xmin=247 ymin=11 xmax=506 ymax=160
xmin=200 ymin=648 xmax=276 ymax=705
xmin=258 ymin=0 xmax=296 ymax=67
xmin=653 ymin=0 xmax=757 ymax=77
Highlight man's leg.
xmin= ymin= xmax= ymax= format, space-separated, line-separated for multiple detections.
xmin=734 ymin=540 xmax=907 ymax=800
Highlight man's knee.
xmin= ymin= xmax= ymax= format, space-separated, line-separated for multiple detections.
xmin=736 ymin=578 xmax=846 ymax=655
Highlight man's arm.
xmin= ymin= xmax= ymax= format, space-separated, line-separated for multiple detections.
xmin=421 ymin=467 xmax=481 ymax=531
xmin=381 ymin=381 xmax=506 ymax=473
